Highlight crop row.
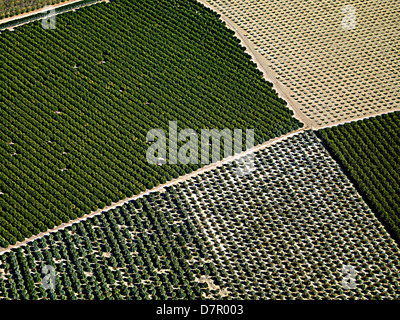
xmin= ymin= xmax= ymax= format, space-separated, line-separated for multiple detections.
xmin=0 ymin=195 xmax=226 ymax=300
xmin=0 ymin=0 xmax=104 ymax=28
xmin=177 ymin=131 xmax=400 ymax=299
xmin=318 ymin=111 xmax=400 ymax=243
xmin=1 ymin=131 xmax=398 ymax=299
xmin=0 ymin=0 xmax=301 ymax=246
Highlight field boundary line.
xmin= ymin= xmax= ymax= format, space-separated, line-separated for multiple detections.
xmin=0 ymin=0 xmax=108 ymax=30
xmin=197 ymin=1 xmax=400 ymax=131
xmin=0 ymin=128 xmax=305 ymax=255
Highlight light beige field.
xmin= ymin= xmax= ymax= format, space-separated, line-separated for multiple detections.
xmin=206 ymin=0 xmax=400 ymax=128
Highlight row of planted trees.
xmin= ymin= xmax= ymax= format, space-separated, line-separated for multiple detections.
xmin=0 ymin=189 xmax=226 ymax=300
xmin=318 ymin=111 xmax=400 ymax=243
xmin=177 ymin=131 xmax=400 ymax=299
xmin=0 ymin=0 xmax=301 ymax=247
xmin=0 ymin=0 xmax=102 ymax=27
xmin=2 ymin=131 xmax=399 ymax=300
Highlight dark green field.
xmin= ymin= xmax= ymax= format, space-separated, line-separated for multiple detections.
xmin=0 ymin=0 xmax=301 ymax=247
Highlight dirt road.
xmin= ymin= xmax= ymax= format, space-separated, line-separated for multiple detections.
xmin=0 ymin=0 xmax=108 ymax=30
xmin=195 ymin=0 xmax=316 ymax=129
xmin=0 ymin=128 xmax=304 ymax=255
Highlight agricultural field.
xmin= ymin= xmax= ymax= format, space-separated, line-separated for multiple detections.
xmin=205 ymin=0 xmax=400 ymax=128
xmin=1 ymin=131 xmax=399 ymax=300
xmin=0 ymin=0 xmax=103 ymax=30
xmin=0 ymin=0 xmax=302 ymax=247
xmin=1 ymin=0 xmax=399 ymax=304
xmin=318 ymin=111 xmax=400 ymax=243
xmin=180 ymin=131 xmax=400 ymax=299
xmin=0 ymin=198 xmax=222 ymax=300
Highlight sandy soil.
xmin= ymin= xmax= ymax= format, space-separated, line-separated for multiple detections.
xmin=1 ymin=0 xmax=397 ymax=254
